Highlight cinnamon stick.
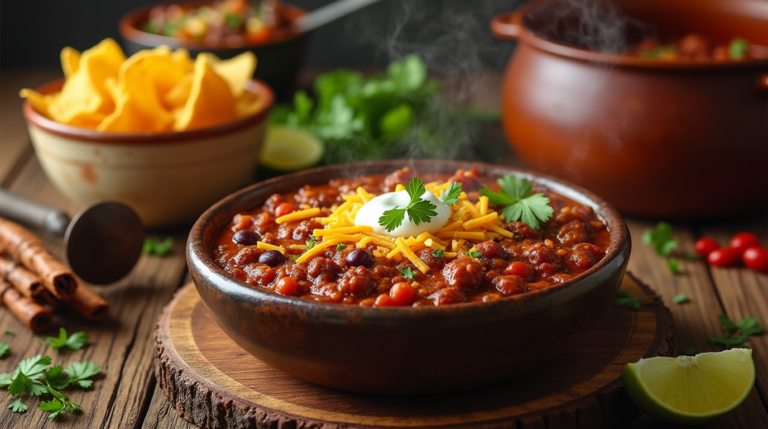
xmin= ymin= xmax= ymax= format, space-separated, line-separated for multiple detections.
xmin=0 ymin=217 xmax=78 ymax=298
xmin=0 ymin=280 xmax=52 ymax=333
xmin=66 ymin=284 xmax=109 ymax=321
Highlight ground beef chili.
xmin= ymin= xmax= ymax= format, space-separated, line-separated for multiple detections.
xmin=213 ymin=169 xmax=610 ymax=307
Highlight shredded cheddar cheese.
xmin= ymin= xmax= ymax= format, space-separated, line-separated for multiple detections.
xmin=276 ymin=207 xmax=321 ymax=224
xmin=257 ymin=242 xmax=285 ymax=253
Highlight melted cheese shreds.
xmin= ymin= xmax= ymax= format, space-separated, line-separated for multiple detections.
xmin=276 ymin=207 xmax=321 ymax=224
xmin=314 ymin=225 xmax=372 ymax=237
xmin=395 ymin=237 xmax=430 ymax=273
xmin=257 ymin=241 xmax=285 ymax=253
xmin=295 ymin=239 xmax=340 ymax=263
xmin=463 ymin=212 xmax=498 ymax=230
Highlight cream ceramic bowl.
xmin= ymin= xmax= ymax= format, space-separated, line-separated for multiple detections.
xmin=23 ymin=79 xmax=273 ymax=228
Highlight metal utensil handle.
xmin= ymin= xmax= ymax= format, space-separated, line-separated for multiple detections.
xmin=0 ymin=188 xmax=70 ymax=236
xmin=292 ymin=0 xmax=382 ymax=33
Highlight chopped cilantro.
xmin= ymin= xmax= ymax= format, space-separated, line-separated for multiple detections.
xmin=37 ymin=328 xmax=88 ymax=351
xmin=667 ymin=258 xmax=681 ymax=274
xmin=306 ymin=235 xmax=318 ymax=250
xmin=336 ymin=243 xmax=348 ymax=251
xmin=432 ymin=249 xmax=444 ymax=258
xmin=479 ymin=174 xmax=553 ymax=230
xmin=707 ymin=315 xmax=764 ymax=349
xmin=672 ymin=293 xmax=689 ymax=305
xmin=465 ymin=251 xmax=482 ymax=258
xmin=399 ymin=267 xmax=416 ymax=280
xmin=439 ymin=182 xmax=463 ymax=206
xmin=643 ymin=223 xmax=677 ymax=256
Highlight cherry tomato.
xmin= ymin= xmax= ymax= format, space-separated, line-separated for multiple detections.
xmin=730 ymin=232 xmax=761 ymax=255
xmin=505 ymin=261 xmax=531 ymax=278
xmin=743 ymin=246 xmax=768 ymax=272
xmin=274 ymin=277 xmax=297 ymax=296
xmin=694 ymin=237 xmax=719 ymax=257
xmin=274 ymin=203 xmax=295 ymax=218
xmin=707 ymin=248 xmax=740 ymax=267
xmin=389 ymin=282 xmax=414 ymax=306
xmin=374 ymin=294 xmax=395 ymax=307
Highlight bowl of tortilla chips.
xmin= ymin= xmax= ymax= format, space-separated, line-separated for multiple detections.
xmin=20 ymin=38 xmax=273 ymax=228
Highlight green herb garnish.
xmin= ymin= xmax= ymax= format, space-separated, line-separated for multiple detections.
xmin=439 ymin=182 xmax=463 ymax=206
xmin=613 ymin=290 xmax=661 ymax=311
xmin=680 ymin=346 xmax=700 ymax=356
xmin=0 ymin=341 xmax=8 ymax=359
xmin=336 ymin=243 xmax=348 ymax=251
xmin=37 ymin=328 xmax=88 ymax=351
xmin=143 ymin=237 xmax=174 ymax=257
xmin=729 ymin=38 xmax=749 ymax=59
xmin=667 ymin=258 xmax=681 ymax=274
xmin=306 ymin=235 xmax=318 ymax=250
xmin=707 ymin=315 xmax=764 ymax=349
xmin=685 ymin=253 xmax=701 ymax=261
xmin=672 ymin=293 xmax=689 ymax=305
xmin=479 ymin=174 xmax=553 ymax=230
xmin=379 ymin=177 xmax=438 ymax=232
xmin=399 ymin=267 xmax=416 ymax=280
xmin=465 ymin=251 xmax=482 ymax=258
xmin=643 ymin=223 xmax=677 ymax=256
xmin=39 ymin=383 xmax=82 ymax=420
xmin=432 ymin=249 xmax=444 ymax=258
xmin=8 ymin=398 xmax=28 ymax=413
xmin=4 ymin=329 xmax=14 ymax=335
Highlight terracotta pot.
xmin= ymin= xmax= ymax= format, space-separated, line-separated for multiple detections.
xmin=492 ymin=0 xmax=768 ymax=218
xmin=23 ymin=78 xmax=273 ymax=228
xmin=187 ymin=160 xmax=631 ymax=395
xmin=119 ymin=2 xmax=307 ymax=99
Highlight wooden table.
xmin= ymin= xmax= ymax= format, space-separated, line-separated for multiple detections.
xmin=0 ymin=69 xmax=767 ymax=428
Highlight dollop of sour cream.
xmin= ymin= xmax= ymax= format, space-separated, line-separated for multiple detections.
xmin=355 ymin=190 xmax=452 ymax=237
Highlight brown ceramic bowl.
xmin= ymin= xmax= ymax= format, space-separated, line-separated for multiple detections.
xmin=187 ymin=160 xmax=631 ymax=395
xmin=492 ymin=0 xmax=768 ymax=218
xmin=119 ymin=1 xmax=307 ymax=98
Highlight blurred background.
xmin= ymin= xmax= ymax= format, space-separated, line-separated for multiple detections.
xmin=0 ymin=0 xmax=520 ymax=70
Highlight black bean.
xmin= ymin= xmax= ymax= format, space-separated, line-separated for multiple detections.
xmin=259 ymin=250 xmax=285 ymax=267
xmin=233 ymin=230 xmax=258 ymax=245
xmin=345 ymin=249 xmax=372 ymax=267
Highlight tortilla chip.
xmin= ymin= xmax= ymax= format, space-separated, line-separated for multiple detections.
xmin=209 ymin=51 xmax=257 ymax=97
xmin=161 ymin=74 xmax=194 ymax=112
xmin=46 ymin=38 xmax=125 ymax=127
xmin=235 ymin=90 xmax=264 ymax=118
xmin=60 ymin=47 xmax=81 ymax=78
xmin=174 ymin=54 xmax=237 ymax=131
xmin=19 ymin=89 xmax=55 ymax=118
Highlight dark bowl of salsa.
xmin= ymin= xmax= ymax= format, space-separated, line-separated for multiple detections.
xmin=119 ymin=0 xmax=307 ymax=98
xmin=187 ymin=159 xmax=631 ymax=394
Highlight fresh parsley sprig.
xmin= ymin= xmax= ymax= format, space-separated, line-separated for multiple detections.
xmin=432 ymin=249 xmax=444 ymax=258
xmin=379 ymin=177 xmax=438 ymax=232
xmin=613 ymin=290 xmax=661 ymax=311
xmin=37 ymin=328 xmax=89 ymax=351
xmin=643 ymin=223 xmax=677 ymax=256
xmin=439 ymin=182 xmax=463 ymax=206
xmin=399 ymin=267 xmax=416 ymax=280
xmin=479 ymin=174 xmax=553 ymax=230
xmin=707 ymin=315 xmax=764 ymax=349
xmin=40 ymin=383 xmax=82 ymax=420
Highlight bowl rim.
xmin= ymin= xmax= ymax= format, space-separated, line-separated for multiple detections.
xmin=119 ymin=0 xmax=307 ymax=51
xmin=22 ymin=77 xmax=274 ymax=144
xmin=187 ymin=159 xmax=631 ymax=320
xmin=497 ymin=0 xmax=768 ymax=69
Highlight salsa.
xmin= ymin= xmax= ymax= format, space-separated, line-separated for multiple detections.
xmin=213 ymin=168 xmax=611 ymax=306
xmin=631 ymin=34 xmax=765 ymax=61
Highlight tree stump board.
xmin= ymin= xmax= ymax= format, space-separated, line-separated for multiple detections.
xmin=154 ymin=272 xmax=674 ymax=429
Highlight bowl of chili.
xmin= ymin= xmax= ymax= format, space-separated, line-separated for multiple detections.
xmin=187 ymin=159 xmax=631 ymax=394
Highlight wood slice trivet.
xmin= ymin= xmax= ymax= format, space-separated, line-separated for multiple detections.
xmin=155 ymin=272 xmax=673 ymax=429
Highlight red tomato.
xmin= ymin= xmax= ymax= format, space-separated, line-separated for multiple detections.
xmin=707 ymin=248 xmax=740 ymax=267
xmin=374 ymin=294 xmax=395 ymax=307
xmin=389 ymin=282 xmax=415 ymax=306
xmin=743 ymin=246 xmax=768 ymax=272
xmin=274 ymin=277 xmax=297 ymax=296
xmin=505 ymin=261 xmax=531 ymax=278
xmin=694 ymin=237 xmax=719 ymax=257
xmin=274 ymin=203 xmax=295 ymax=218
xmin=730 ymin=232 xmax=761 ymax=254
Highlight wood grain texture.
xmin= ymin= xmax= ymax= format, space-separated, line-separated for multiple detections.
xmin=154 ymin=273 xmax=673 ymax=429
xmin=0 ymin=157 xmax=189 ymax=429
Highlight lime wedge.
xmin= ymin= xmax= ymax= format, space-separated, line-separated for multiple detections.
xmin=260 ymin=126 xmax=323 ymax=171
xmin=621 ymin=349 xmax=755 ymax=425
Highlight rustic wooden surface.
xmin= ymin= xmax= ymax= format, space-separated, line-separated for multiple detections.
xmin=154 ymin=274 xmax=672 ymax=429
xmin=0 ymin=68 xmax=767 ymax=428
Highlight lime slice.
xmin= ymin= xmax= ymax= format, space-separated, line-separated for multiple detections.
xmin=260 ymin=126 xmax=323 ymax=171
xmin=621 ymin=349 xmax=755 ymax=425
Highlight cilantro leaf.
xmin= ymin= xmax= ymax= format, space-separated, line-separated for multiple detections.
xmin=39 ymin=328 xmax=88 ymax=351
xmin=0 ymin=340 xmax=8 ymax=358
xmin=0 ymin=373 xmax=12 ymax=388
xmin=465 ymin=251 xmax=482 ymax=258
xmin=306 ymin=235 xmax=318 ymax=250
xmin=667 ymin=258 xmax=681 ymax=274
xmin=672 ymin=293 xmax=689 ymax=305
xmin=643 ymin=223 xmax=677 ymax=256
xmin=8 ymin=373 xmax=27 ymax=395
xmin=439 ymin=182 xmax=463 ymax=206
xmin=17 ymin=355 xmax=51 ymax=380
xmin=708 ymin=315 xmax=764 ymax=349
xmin=680 ymin=346 xmax=699 ymax=356
xmin=378 ymin=177 xmax=438 ymax=232
xmin=40 ymin=384 xmax=82 ymax=420
xmin=143 ymin=237 xmax=174 ymax=257
xmin=432 ymin=249 xmax=444 ymax=258
xmin=4 ymin=329 xmax=14 ymax=335
xmin=479 ymin=174 xmax=553 ymax=230
xmin=64 ymin=361 xmax=101 ymax=389
xmin=27 ymin=380 xmax=48 ymax=396
xmin=399 ymin=267 xmax=416 ymax=280
xmin=44 ymin=365 xmax=69 ymax=391
xmin=614 ymin=290 xmax=641 ymax=310
xmin=718 ymin=314 xmax=738 ymax=331
xmin=9 ymin=398 xmax=28 ymax=413
xmin=336 ymin=243 xmax=348 ymax=251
